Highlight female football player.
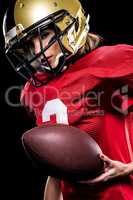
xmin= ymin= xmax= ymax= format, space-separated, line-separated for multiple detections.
xmin=3 ymin=0 xmax=133 ymax=200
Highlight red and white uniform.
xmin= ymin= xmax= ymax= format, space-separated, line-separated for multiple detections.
xmin=21 ymin=44 xmax=133 ymax=200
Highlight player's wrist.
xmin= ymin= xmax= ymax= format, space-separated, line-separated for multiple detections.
xmin=127 ymin=162 xmax=133 ymax=175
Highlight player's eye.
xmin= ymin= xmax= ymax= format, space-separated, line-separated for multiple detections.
xmin=42 ymin=31 xmax=49 ymax=37
xmin=41 ymin=31 xmax=51 ymax=40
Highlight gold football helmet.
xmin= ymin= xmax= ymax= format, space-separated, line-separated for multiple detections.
xmin=3 ymin=0 xmax=90 ymax=86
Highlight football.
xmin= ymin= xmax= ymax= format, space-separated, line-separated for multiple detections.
xmin=22 ymin=124 xmax=104 ymax=181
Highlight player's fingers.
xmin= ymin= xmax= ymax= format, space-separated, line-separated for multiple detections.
xmin=81 ymin=169 xmax=115 ymax=184
xmin=99 ymin=153 xmax=113 ymax=164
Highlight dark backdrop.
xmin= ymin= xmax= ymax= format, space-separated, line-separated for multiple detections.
xmin=1 ymin=0 xmax=133 ymax=199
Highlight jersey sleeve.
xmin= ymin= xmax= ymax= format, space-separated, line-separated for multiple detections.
xmin=88 ymin=44 xmax=133 ymax=82
xmin=86 ymin=44 xmax=133 ymax=111
xmin=20 ymin=80 xmax=35 ymax=117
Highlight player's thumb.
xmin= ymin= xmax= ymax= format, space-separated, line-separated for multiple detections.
xmin=99 ymin=153 xmax=112 ymax=164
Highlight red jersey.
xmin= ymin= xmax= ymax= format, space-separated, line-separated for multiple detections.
xmin=21 ymin=44 xmax=133 ymax=200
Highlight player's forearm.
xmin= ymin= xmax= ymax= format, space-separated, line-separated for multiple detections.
xmin=44 ymin=177 xmax=63 ymax=200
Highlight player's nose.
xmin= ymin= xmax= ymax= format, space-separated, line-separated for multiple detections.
xmin=33 ymin=37 xmax=42 ymax=55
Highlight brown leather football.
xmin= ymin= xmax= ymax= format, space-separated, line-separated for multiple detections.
xmin=22 ymin=124 xmax=104 ymax=181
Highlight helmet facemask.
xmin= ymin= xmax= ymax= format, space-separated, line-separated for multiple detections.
xmin=5 ymin=10 xmax=78 ymax=86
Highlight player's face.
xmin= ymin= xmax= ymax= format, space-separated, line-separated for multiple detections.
xmin=32 ymin=29 xmax=62 ymax=69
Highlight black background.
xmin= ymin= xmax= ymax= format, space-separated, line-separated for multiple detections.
xmin=0 ymin=0 xmax=133 ymax=199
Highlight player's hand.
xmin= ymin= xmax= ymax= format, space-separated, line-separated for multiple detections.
xmin=79 ymin=153 xmax=133 ymax=184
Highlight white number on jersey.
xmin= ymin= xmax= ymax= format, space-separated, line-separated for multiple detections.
xmin=42 ymin=98 xmax=68 ymax=124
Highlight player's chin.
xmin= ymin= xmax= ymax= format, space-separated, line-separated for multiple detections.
xmin=50 ymin=57 xmax=60 ymax=69
xmin=50 ymin=62 xmax=58 ymax=69
xmin=51 ymin=65 xmax=57 ymax=69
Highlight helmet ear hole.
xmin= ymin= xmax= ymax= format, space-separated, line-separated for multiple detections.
xmin=75 ymin=17 xmax=79 ymax=32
